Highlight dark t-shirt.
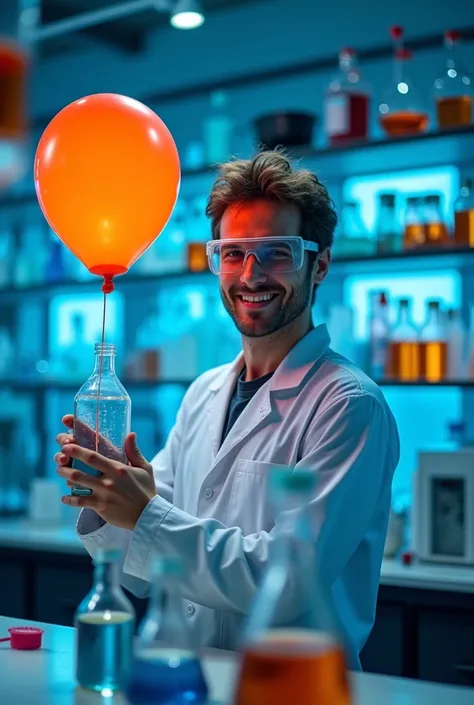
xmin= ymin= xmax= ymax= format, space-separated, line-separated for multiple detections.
xmin=221 ymin=368 xmax=274 ymax=444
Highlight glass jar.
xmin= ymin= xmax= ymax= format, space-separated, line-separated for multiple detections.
xmin=435 ymin=30 xmax=472 ymax=129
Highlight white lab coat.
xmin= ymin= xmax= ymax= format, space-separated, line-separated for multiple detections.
xmin=77 ymin=324 xmax=400 ymax=669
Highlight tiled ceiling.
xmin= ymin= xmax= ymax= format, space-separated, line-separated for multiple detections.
xmin=39 ymin=0 xmax=260 ymax=56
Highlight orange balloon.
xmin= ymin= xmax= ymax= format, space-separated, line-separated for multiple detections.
xmin=34 ymin=93 xmax=181 ymax=283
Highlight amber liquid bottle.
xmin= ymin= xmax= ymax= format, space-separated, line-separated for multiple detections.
xmin=386 ymin=299 xmax=420 ymax=381
xmin=234 ymin=469 xmax=351 ymax=705
xmin=419 ymin=300 xmax=447 ymax=383
xmin=454 ymin=179 xmax=474 ymax=247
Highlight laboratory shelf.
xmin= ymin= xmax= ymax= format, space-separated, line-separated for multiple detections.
xmin=0 ymin=245 xmax=473 ymax=301
xmin=377 ymin=380 xmax=474 ymax=387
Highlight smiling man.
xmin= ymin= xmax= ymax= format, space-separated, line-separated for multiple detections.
xmin=56 ymin=150 xmax=400 ymax=670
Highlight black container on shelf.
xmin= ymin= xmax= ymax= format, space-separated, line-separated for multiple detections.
xmin=253 ymin=111 xmax=317 ymax=151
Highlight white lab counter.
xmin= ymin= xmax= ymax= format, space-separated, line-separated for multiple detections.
xmin=0 ymin=615 xmax=473 ymax=705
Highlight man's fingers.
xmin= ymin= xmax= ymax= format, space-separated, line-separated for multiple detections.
xmin=63 ymin=415 xmax=124 ymax=462
xmin=60 ymin=443 xmax=125 ymax=478
xmin=57 ymin=463 xmax=104 ymax=491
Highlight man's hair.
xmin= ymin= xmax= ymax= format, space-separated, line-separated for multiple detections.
xmin=205 ymin=150 xmax=337 ymax=253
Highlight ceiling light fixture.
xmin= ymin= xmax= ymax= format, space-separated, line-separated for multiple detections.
xmin=170 ymin=0 xmax=205 ymax=30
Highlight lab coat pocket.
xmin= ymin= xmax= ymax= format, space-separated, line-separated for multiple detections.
xmin=227 ymin=460 xmax=281 ymax=535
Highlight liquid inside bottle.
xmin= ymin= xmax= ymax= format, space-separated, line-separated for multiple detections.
xmin=435 ymin=31 xmax=473 ymax=129
xmin=75 ymin=547 xmax=136 ymax=692
xmin=72 ymin=342 xmax=131 ymax=496
xmin=127 ymin=556 xmax=208 ymax=705
xmin=419 ymin=300 xmax=447 ymax=382
xmin=234 ymin=468 xmax=351 ymax=705
xmin=403 ymin=197 xmax=425 ymax=249
xmin=325 ymin=48 xmax=369 ymax=145
xmin=454 ymin=178 xmax=474 ymax=247
xmin=386 ymin=298 xmax=420 ymax=381
xmin=379 ymin=28 xmax=428 ymax=137
xmin=423 ymin=194 xmax=449 ymax=246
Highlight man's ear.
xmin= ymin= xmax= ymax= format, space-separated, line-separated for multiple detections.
xmin=313 ymin=248 xmax=331 ymax=284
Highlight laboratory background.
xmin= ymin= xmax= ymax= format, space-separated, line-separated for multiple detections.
xmin=0 ymin=0 xmax=474 ymax=692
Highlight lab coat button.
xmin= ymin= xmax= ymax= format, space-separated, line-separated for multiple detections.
xmin=186 ymin=603 xmax=195 ymax=616
xmin=204 ymin=488 xmax=214 ymax=499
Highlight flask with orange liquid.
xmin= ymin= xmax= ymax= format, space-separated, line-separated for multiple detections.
xmin=423 ymin=195 xmax=450 ymax=247
xmin=386 ymin=298 xmax=420 ymax=381
xmin=379 ymin=26 xmax=428 ymax=137
xmin=454 ymin=178 xmax=474 ymax=247
xmin=234 ymin=468 xmax=352 ymax=705
xmin=419 ymin=300 xmax=448 ymax=383
xmin=435 ymin=31 xmax=472 ymax=129
xmin=403 ymin=197 xmax=425 ymax=249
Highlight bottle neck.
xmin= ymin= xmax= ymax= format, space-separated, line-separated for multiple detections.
xmin=94 ymin=561 xmax=120 ymax=592
xmin=148 ymin=577 xmax=181 ymax=615
xmin=92 ymin=352 xmax=116 ymax=376
xmin=397 ymin=304 xmax=410 ymax=326
xmin=426 ymin=306 xmax=440 ymax=327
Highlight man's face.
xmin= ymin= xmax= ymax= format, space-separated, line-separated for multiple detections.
xmin=218 ymin=199 xmax=315 ymax=338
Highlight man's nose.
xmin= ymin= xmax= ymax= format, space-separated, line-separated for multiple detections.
xmin=240 ymin=254 xmax=268 ymax=288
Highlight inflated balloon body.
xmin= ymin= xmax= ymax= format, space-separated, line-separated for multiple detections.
xmin=34 ymin=94 xmax=181 ymax=292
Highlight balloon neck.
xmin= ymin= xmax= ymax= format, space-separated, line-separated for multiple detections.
xmin=102 ymin=276 xmax=115 ymax=294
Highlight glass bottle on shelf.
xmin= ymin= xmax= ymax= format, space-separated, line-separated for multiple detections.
xmin=59 ymin=312 xmax=93 ymax=382
xmin=446 ymin=308 xmax=466 ymax=380
xmin=46 ymin=230 xmax=66 ymax=282
xmin=375 ymin=193 xmax=401 ymax=253
xmin=369 ymin=291 xmax=390 ymax=380
xmin=13 ymin=221 xmax=36 ymax=288
xmin=403 ymin=196 xmax=425 ymax=249
xmin=435 ymin=30 xmax=472 ymax=129
xmin=379 ymin=26 xmax=428 ymax=137
xmin=187 ymin=195 xmax=209 ymax=272
xmin=454 ymin=178 xmax=474 ymax=247
xmin=132 ymin=303 xmax=165 ymax=381
xmin=234 ymin=467 xmax=351 ymax=705
xmin=75 ymin=546 xmax=135 ymax=693
xmin=419 ymin=300 xmax=447 ymax=383
xmin=71 ymin=343 xmax=131 ymax=497
xmin=325 ymin=47 xmax=370 ymax=145
xmin=386 ymin=298 xmax=420 ymax=381
xmin=203 ymin=90 xmax=233 ymax=164
xmin=126 ymin=556 xmax=208 ymax=705
xmin=333 ymin=200 xmax=372 ymax=258
xmin=423 ymin=194 xmax=450 ymax=247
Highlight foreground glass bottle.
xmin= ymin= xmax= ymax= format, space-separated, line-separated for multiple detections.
xmin=234 ymin=468 xmax=352 ymax=705
xmin=72 ymin=343 xmax=131 ymax=496
xmin=126 ymin=556 xmax=208 ymax=705
xmin=75 ymin=547 xmax=136 ymax=692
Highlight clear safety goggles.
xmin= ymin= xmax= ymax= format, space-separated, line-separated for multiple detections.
xmin=206 ymin=236 xmax=319 ymax=275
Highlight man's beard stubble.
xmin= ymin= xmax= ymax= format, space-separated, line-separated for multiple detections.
xmin=220 ymin=275 xmax=315 ymax=339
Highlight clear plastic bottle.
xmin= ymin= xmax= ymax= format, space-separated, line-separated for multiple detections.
xmin=234 ymin=468 xmax=351 ymax=705
xmin=71 ymin=343 xmax=131 ymax=497
xmin=75 ymin=546 xmax=136 ymax=692
xmin=454 ymin=178 xmax=474 ymax=247
xmin=386 ymin=298 xmax=420 ymax=381
xmin=325 ymin=47 xmax=370 ymax=145
xmin=435 ymin=31 xmax=472 ymax=129
xmin=127 ymin=555 xmax=208 ymax=705
xmin=419 ymin=300 xmax=447 ymax=382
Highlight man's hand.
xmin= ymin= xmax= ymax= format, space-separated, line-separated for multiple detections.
xmin=55 ymin=414 xmax=157 ymax=530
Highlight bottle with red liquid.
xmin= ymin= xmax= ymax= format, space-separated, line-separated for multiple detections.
xmin=325 ymin=47 xmax=370 ymax=145
xmin=234 ymin=467 xmax=352 ymax=705
xmin=435 ymin=30 xmax=472 ymax=129
xmin=379 ymin=26 xmax=429 ymax=137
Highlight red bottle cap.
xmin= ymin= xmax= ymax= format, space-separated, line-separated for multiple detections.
xmin=396 ymin=47 xmax=412 ymax=61
xmin=0 ymin=626 xmax=44 ymax=650
xmin=401 ymin=551 xmax=414 ymax=566
xmin=445 ymin=30 xmax=461 ymax=43
xmin=340 ymin=47 xmax=355 ymax=56
xmin=390 ymin=26 xmax=404 ymax=40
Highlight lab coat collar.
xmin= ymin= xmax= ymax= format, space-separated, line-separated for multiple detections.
xmin=207 ymin=324 xmax=331 ymax=393
xmin=205 ymin=324 xmax=331 ymax=462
